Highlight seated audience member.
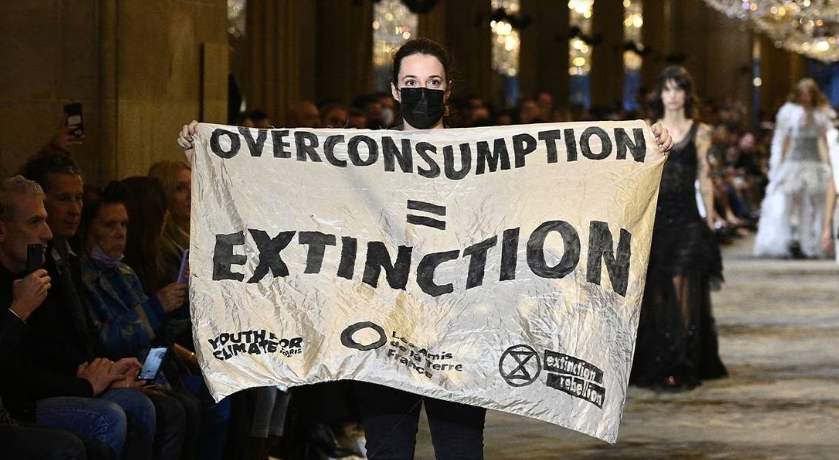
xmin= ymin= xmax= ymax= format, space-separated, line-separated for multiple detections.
xmin=0 ymin=176 xmax=116 ymax=460
xmin=120 ymin=176 xmax=178 ymax=300
xmin=494 ymin=109 xmax=514 ymax=126
xmin=346 ymin=107 xmax=368 ymax=129
xmin=116 ymin=176 xmax=231 ymax=460
xmin=147 ymin=160 xmax=193 ymax=348
xmin=286 ymin=101 xmax=321 ymax=129
xmin=535 ymin=90 xmax=554 ymax=122
xmin=147 ymin=161 xmax=289 ymax=460
xmin=250 ymin=110 xmax=271 ymax=128
xmin=374 ymin=91 xmax=398 ymax=128
xmin=517 ymin=98 xmax=542 ymax=124
xmin=711 ymin=171 xmax=750 ymax=243
xmin=77 ymin=183 xmax=187 ymax=360
xmin=353 ymin=93 xmax=386 ymax=130
xmin=79 ymin=182 xmax=202 ymax=459
xmin=320 ymin=102 xmax=349 ymax=128
xmin=238 ymin=112 xmax=255 ymax=127
xmin=19 ymin=153 xmax=184 ymax=460
xmin=1 ymin=313 xmax=116 ymax=460
xmin=0 ymin=175 xmax=142 ymax=458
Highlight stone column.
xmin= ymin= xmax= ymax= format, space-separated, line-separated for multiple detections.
xmin=100 ymin=0 xmax=228 ymax=180
xmin=99 ymin=0 xmax=119 ymax=183
xmin=0 ymin=0 xmax=102 ymax=181
xmin=418 ymin=0 xmax=448 ymax=44
xmin=759 ymin=35 xmax=806 ymax=117
xmin=444 ymin=1 xmax=492 ymax=103
xmin=315 ymin=0 xmax=374 ymax=108
xmin=641 ymin=0 xmax=667 ymax=91
xmin=675 ymin=3 xmax=753 ymax=118
xmin=246 ymin=0 xmax=302 ymax=127
xmin=520 ymin=0 xmax=569 ymax=108
xmin=590 ymin=0 xmax=624 ymax=110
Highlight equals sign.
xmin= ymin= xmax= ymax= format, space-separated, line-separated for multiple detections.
xmin=406 ymin=200 xmax=447 ymax=230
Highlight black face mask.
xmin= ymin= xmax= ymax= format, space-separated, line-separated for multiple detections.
xmin=399 ymin=87 xmax=446 ymax=129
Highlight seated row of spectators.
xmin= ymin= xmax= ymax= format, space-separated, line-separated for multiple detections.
xmin=706 ymin=125 xmax=771 ymax=243
xmin=1 ymin=168 xmax=160 ymax=459
xmin=3 ymin=116 xmax=369 ymax=459
xmin=1 ymin=142 xmax=230 ymax=459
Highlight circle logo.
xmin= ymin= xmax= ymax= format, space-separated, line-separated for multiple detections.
xmin=499 ymin=344 xmax=541 ymax=387
xmin=340 ymin=322 xmax=387 ymax=351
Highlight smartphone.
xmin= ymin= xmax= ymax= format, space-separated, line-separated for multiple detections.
xmin=63 ymin=102 xmax=84 ymax=138
xmin=138 ymin=347 xmax=168 ymax=382
xmin=176 ymin=249 xmax=190 ymax=284
xmin=26 ymin=244 xmax=43 ymax=274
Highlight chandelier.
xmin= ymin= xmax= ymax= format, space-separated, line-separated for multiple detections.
xmin=703 ymin=0 xmax=839 ymax=62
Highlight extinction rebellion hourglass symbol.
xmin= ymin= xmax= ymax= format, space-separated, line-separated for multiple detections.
xmin=499 ymin=344 xmax=541 ymax=387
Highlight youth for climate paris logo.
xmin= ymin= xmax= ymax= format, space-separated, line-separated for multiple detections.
xmin=208 ymin=330 xmax=302 ymax=360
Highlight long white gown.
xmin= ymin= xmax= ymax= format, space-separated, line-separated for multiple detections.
xmin=754 ymin=102 xmax=834 ymax=258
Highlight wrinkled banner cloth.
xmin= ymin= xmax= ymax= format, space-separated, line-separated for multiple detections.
xmin=190 ymin=121 xmax=665 ymax=442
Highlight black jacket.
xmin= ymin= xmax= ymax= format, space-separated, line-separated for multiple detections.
xmin=0 ymin=245 xmax=106 ymax=421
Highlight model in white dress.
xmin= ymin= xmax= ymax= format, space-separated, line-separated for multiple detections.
xmin=755 ymin=79 xmax=835 ymax=259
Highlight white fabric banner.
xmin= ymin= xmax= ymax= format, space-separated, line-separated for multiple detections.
xmin=189 ymin=121 xmax=665 ymax=442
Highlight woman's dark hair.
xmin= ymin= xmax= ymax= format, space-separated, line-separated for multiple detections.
xmin=391 ymin=38 xmax=453 ymax=85
xmin=650 ymin=65 xmax=699 ymax=119
xmin=20 ymin=151 xmax=82 ymax=193
xmin=119 ymin=176 xmax=168 ymax=296
xmin=78 ymin=181 xmax=125 ymax=248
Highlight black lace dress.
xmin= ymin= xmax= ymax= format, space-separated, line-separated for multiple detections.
xmin=630 ymin=122 xmax=728 ymax=389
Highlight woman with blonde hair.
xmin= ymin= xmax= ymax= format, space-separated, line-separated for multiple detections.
xmin=148 ymin=160 xmax=191 ymax=280
xmin=755 ymin=78 xmax=835 ymax=258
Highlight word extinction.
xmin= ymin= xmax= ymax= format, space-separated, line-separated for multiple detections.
xmin=213 ymin=220 xmax=632 ymax=297
xmin=208 ymin=126 xmax=648 ymax=180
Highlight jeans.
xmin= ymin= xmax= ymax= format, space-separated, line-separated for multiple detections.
xmin=0 ymin=423 xmax=86 ymax=460
xmin=36 ymin=396 xmax=127 ymax=456
xmin=355 ymin=382 xmax=486 ymax=460
xmin=99 ymin=389 xmax=156 ymax=460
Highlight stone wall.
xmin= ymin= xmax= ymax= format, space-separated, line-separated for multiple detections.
xmin=0 ymin=0 xmax=227 ymax=186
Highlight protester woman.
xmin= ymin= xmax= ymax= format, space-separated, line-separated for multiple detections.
xmin=755 ymin=78 xmax=835 ymax=258
xmin=177 ymin=37 xmax=673 ymax=459
xmin=630 ymin=65 xmax=727 ymax=391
